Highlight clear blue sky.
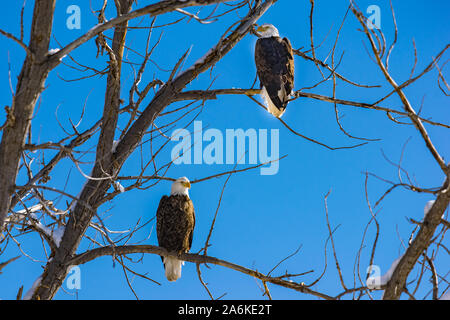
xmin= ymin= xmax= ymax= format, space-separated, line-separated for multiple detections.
xmin=0 ymin=0 xmax=448 ymax=299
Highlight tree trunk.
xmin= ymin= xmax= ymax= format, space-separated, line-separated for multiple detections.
xmin=0 ymin=0 xmax=56 ymax=231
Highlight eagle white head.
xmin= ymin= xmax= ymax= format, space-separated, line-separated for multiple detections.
xmin=256 ymin=24 xmax=280 ymax=38
xmin=171 ymin=177 xmax=191 ymax=197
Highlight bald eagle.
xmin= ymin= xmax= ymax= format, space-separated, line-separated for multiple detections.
xmin=156 ymin=177 xmax=195 ymax=282
xmin=255 ymin=24 xmax=295 ymax=118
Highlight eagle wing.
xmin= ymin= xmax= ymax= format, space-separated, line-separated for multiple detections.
xmin=255 ymin=36 xmax=295 ymax=111
xmin=281 ymin=37 xmax=295 ymax=97
xmin=156 ymin=195 xmax=195 ymax=259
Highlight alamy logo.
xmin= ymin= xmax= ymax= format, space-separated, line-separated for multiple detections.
xmin=366 ymin=5 xmax=381 ymax=30
xmin=366 ymin=265 xmax=381 ymax=289
xmin=66 ymin=5 xmax=81 ymax=30
xmin=170 ymin=121 xmax=280 ymax=175
xmin=66 ymin=265 xmax=81 ymax=290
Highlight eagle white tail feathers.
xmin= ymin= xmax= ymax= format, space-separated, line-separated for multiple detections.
xmin=163 ymin=256 xmax=184 ymax=282
xmin=260 ymin=86 xmax=286 ymax=118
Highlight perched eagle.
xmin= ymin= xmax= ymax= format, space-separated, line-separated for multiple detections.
xmin=255 ymin=24 xmax=295 ymax=118
xmin=156 ymin=177 xmax=195 ymax=282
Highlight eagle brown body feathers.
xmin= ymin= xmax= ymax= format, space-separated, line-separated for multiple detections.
xmin=156 ymin=193 xmax=195 ymax=281
xmin=255 ymin=36 xmax=295 ymax=114
xmin=156 ymin=194 xmax=195 ymax=262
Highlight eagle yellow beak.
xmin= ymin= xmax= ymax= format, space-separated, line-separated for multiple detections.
xmin=182 ymin=181 xmax=191 ymax=189
xmin=256 ymin=25 xmax=265 ymax=32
